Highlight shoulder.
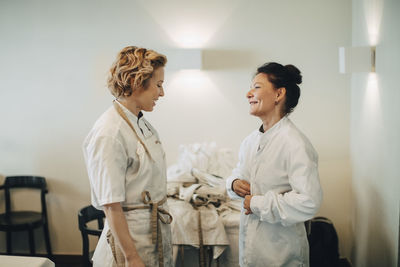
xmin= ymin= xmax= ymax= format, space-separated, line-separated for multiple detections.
xmin=238 ymin=129 xmax=259 ymax=153
xmin=282 ymin=119 xmax=318 ymax=158
xmin=243 ymin=129 xmax=259 ymax=145
xmin=83 ymin=106 xmax=125 ymax=149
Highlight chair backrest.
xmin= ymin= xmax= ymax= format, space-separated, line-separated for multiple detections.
xmin=2 ymin=176 xmax=48 ymax=215
xmin=78 ymin=205 xmax=105 ymax=236
xmin=78 ymin=205 xmax=105 ymax=266
xmin=4 ymin=176 xmax=47 ymax=190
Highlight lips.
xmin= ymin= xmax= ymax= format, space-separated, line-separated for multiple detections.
xmin=249 ymin=100 xmax=258 ymax=104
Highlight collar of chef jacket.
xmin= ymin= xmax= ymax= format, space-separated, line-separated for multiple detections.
xmin=115 ymin=100 xmax=154 ymax=139
xmin=256 ymin=116 xmax=288 ymax=153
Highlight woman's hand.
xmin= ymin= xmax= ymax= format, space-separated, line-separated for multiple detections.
xmin=103 ymin=203 xmax=142 ymax=266
xmin=232 ymin=179 xmax=251 ymax=197
xmin=126 ymin=253 xmax=145 ymax=267
xmin=244 ymin=195 xmax=253 ymax=215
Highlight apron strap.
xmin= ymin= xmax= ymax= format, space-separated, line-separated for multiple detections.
xmin=113 ymin=100 xmax=153 ymax=161
xmin=122 ymin=191 xmax=172 ymax=267
xmin=197 ymin=207 xmax=206 ymax=267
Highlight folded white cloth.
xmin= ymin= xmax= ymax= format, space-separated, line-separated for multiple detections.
xmin=192 ymin=168 xmax=225 ymax=187
xmin=217 ymin=204 xmax=241 ymax=228
xmin=179 ymin=184 xmax=201 ymax=202
xmin=167 ymin=182 xmax=180 ymax=197
xmin=167 ymin=164 xmax=196 ymax=183
xmin=208 ymin=148 xmax=236 ymax=178
xmin=194 ymin=184 xmax=226 ymax=203
xmin=177 ymin=143 xmax=214 ymax=173
xmin=225 ymin=200 xmax=242 ymax=212
xmin=169 ymin=142 xmax=236 ymax=180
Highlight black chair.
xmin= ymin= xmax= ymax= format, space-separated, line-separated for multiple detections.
xmin=78 ymin=205 xmax=105 ymax=267
xmin=0 ymin=176 xmax=52 ymax=256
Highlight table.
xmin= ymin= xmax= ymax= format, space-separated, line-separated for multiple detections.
xmin=0 ymin=255 xmax=55 ymax=267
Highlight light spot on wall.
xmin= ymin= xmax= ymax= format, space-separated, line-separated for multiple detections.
xmin=363 ymin=0 xmax=383 ymax=45
xmin=169 ymin=69 xmax=215 ymax=95
xmin=139 ymin=0 xmax=241 ymax=48
xmin=366 ymin=72 xmax=379 ymax=106
xmin=362 ymin=72 xmax=382 ymax=139
xmin=168 ymin=25 xmax=213 ymax=48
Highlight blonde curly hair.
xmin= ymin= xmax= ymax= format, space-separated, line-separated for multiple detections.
xmin=107 ymin=46 xmax=167 ymax=98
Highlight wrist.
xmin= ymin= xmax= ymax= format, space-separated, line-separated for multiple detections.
xmin=121 ymin=239 xmax=138 ymax=259
xmin=124 ymin=250 xmax=139 ymax=261
xmin=231 ymin=179 xmax=239 ymax=191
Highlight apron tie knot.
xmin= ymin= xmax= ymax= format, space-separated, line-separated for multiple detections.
xmin=122 ymin=191 xmax=172 ymax=267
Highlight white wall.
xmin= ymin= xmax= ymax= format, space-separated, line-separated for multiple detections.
xmin=0 ymin=0 xmax=353 ymax=257
xmin=350 ymin=0 xmax=400 ymax=266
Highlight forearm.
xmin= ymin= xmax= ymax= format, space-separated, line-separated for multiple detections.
xmin=103 ymin=202 xmax=138 ymax=260
xmin=250 ymin=190 xmax=322 ymax=226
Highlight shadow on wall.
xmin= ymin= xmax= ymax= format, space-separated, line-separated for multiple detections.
xmin=353 ymin=182 xmax=397 ymax=266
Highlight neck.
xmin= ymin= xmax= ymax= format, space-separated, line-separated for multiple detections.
xmin=117 ymin=97 xmax=141 ymax=116
xmin=260 ymin=110 xmax=284 ymax=132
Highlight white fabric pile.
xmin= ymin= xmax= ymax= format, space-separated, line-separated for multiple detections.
xmin=167 ymin=142 xmax=235 ymax=183
xmin=166 ymin=142 xmax=241 ymax=263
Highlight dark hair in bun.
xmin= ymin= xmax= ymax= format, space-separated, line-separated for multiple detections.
xmin=256 ymin=62 xmax=302 ymax=114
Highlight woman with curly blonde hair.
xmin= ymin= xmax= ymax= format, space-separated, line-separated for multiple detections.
xmin=83 ymin=46 xmax=172 ymax=267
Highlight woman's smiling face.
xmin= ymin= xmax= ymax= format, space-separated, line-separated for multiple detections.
xmin=247 ymin=73 xmax=278 ymax=118
xmin=134 ymin=67 xmax=165 ymax=112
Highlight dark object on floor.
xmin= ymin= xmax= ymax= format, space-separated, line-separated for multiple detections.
xmin=339 ymin=257 xmax=352 ymax=267
xmin=78 ymin=204 xmax=105 ymax=267
xmin=306 ymin=216 xmax=340 ymax=267
xmin=0 ymin=176 xmax=52 ymax=257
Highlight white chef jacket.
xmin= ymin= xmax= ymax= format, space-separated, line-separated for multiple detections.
xmin=226 ymin=116 xmax=323 ymax=267
xmin=83 ymin=101 xmax=172 ymax=267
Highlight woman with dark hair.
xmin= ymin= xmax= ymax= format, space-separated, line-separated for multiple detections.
xmin=226 ymin=62 xmax=323 ymax=266
xmin=83 ymin=46 xmax=172 ymax=267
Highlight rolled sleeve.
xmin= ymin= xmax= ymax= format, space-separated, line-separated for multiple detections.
xmin=226 ymin=176 xmax=242 ymax=199
xmin=250 ymin=144 xmax=323 ymax=226
xmin=249 ymin=195 xmax=264 ymax=216
xmin=226 ymin=137 xmax=252 ymax=200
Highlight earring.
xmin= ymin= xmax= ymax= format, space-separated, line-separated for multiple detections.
xmin=275 ymin=100 xmax=278 ymax=105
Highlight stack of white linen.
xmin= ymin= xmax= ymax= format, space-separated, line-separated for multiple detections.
xmin=166 ymin=142 xmax=242 ymax=266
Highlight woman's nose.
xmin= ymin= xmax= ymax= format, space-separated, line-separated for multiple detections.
xmin=246 ymin=89 xmax=254 ymax=99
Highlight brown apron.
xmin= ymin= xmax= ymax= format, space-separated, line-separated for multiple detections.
xmin=107 ymin=191 xmax=172 ymax=267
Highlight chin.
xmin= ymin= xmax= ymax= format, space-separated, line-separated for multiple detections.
xmin=249 ymin=109 xmax=257 ymax=116
xmin=249 ymin=110 xmax=262 ymax=118
xmin=144 ymin=106 xmax=154 ymax=112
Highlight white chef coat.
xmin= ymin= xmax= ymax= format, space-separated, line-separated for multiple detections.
xmin=83 ymin=101 xmax=172 ymax=267
xmin=226 ymin=116 xmax=323 ymax=267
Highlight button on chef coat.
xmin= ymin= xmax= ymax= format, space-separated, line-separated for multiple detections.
xmin=226 ymin=116 xmax=323 ymax=267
